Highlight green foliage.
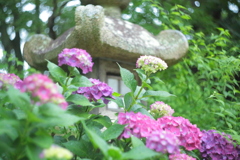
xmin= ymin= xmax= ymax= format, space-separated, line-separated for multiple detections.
xmin=0 ymin=87 xmax=81 ymax=160
xmin=126 ymin=1 xmax=240 ymax=134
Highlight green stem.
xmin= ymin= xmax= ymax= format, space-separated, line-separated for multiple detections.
xmin=126 ymin=74 xmax=150 ymax=112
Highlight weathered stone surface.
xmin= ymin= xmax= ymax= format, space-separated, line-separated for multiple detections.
xmin=80 ymin=0 xmax=131 ymax=10
xmin=23 ymin=4 xmax=189 ymax=70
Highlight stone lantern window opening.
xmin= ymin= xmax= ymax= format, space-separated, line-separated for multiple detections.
xmin=107 ymin=74 xmax=131 ymax=111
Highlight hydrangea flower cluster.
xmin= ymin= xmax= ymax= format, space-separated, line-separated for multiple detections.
xmin=146 ymin=130 xmax=180 ymax=154
xmin=200 ymin=130 xmax=239 ymax=160
xmin=117 ymin=112 xmax=160 ymax=138
xmin=0 ymin=73 xmax=22 ymax=90
xmin=73 ymin=78 xmax=113 ymax=104
xmin=58 ymin=48 xmax=94 ymax=74
xmin=20 ymin=74 xmax=68 ymax=109
xmin=136 ymin=55 xmax=168 ymax=74
xmin=169 ymin=154 xmax=196 ymax=160
xmin=157 ymin=116 xmax=202 ymax=151
xmin=149 ymin=101 xmax=174 ymax=118
xmin=40 ymin=144 xmax=73 ymax=160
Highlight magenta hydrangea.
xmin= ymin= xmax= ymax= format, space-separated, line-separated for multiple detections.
xmin=20 ymin=74 xmax=68 ymax=109
xmin=150 ymin=101 xmax=174 ymax=118
xmin=169 ymin=154 xmax=196 ymax=160
xmin=200 ymin=130 xmax=239 ymax=160
xmin=58 ymin=48 xmax=94 ymax=74
xmin=0 ymin=73 xmax=22 ymax=89
xmin=157 ymin=116 xmax=202 ymax=151
xmin=73 ymin=78 xmax=113 ymax=104
xmin=117 ymin=112 xmax=160 ymax=138
xmin=146 ymin=130 xmax=180 ymax=154
xmin=136 ymin=55 xmax=168 ymax=74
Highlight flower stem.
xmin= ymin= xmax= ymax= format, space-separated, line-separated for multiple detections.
xmin=127 ymin=73 xmax=150 ymax=112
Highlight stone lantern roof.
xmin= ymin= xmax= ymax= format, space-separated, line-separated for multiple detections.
xmin=23 ymin=1 xmax=188 ymax=71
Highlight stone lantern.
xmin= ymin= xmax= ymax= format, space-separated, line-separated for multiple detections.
xmin=23 ymin=0 xmax=189 ymax=118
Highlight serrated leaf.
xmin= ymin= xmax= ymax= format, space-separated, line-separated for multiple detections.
xmin=118 ymin=64 xmax=137 ymax=92
xmin=63 ymin=140 xmax=91 ymax=157
xmin=82 ymin=121 xmax=108 ymax=156
xmin=131 ymin=135 xmax=144 ymax=148
xmin=112 ymin=92 xmax=121 ymax=97
xmin=93 ymin=116 xmax=112 ymax=128
xmin=124 ymin=92 xmax=133 ymax=110
xmin=102 ymin=124 xmax=125 ymax=141
xmin=142 ymin=90 xmax=174 ymax=98
xmin=46 ymin=60 xmax=67 ymax=84
xmin=66 ymin=94 xmax=92 ymax=106
xmin=30 ymin=133 xmax=52 ymax=148
xmin=71 ymin=75 xmax=93 ymax=87
xmin=110 ymin=97 xmax=124 ymax=108
xmin=7 ymin=87 xmax=30 ymax=110
xmin=13 ymin=109 xmax=27 ymax=120
xmin=134 ymin=108 xmax=154 ymax=119
xmin=122 ymin=146 xmax=160 ymax=159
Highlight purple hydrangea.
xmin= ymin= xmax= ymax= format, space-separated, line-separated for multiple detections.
xmin=200 ymin=130 xmax=239 ymax=160
xmin=157 ymin=116 xmax=202 ymax=151
xmin=0 ymin=73 xmax=22 ymax=89
xmin=169 ymin=154 xmax=196 ymax=160
xmin=136 ymin=55 xmax=168 ymax=74
xmin=73 ymin=78 xmax=113 ymax=104
xmin=117 ymin=112 xmax=160 ymax=139
xmin=58 ymin=48 xmax=94 ymax=74
xmin=146 ymin=130 xmax=180 ymax=154
xmin=20 ymin=74 xmax=68 ymax=109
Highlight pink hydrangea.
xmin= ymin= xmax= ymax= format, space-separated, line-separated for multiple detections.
xmin=146 ymin=130 xmax=180 ymax=154
xmin=157 ymin=116 xmax=202 ymax=151
xmin=58 ymin=48 xmax=94 ymax=74
xmin=0 ymin=73 xmax=22 ymax=89
xmin=136 ymin=55 xmax=168 ymax=74
xmin=20 ymin=74 xmax=68 ymax=109
xmin=118 ymin=112 xmax=160 ymax=138
xmin=200 ymin=130 xmax=239 ymax=160
xmin=169 ymin=154 xmax=196 ymax=160
xmin=150 ymin=101 xmax=174 ymax=118
xmin=73 ymin=78 xmax=113 ymax=104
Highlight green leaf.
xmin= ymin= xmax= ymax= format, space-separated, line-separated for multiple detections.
xmin=118 ymin=64 xmax=137 ymax=92
xmin=47 ymin=60 xmax=67 ymax=84
xmin=122 ymin=146 xmax=160 ymax=159
xmin=135 ymin=69 xmax=149 ymax=83
xmin=124 ymin=92 xmax=133 ymax=110
xmin=102 ymin=124 xmax=125 ymax=141
xmin=68 ymin=66 xmax=80 ymax=75
xmin=66 ymin=94 xmax=93 ymax=106
xmin=13 ymin=109 xmax=27 ymax=120
xmin=71 ymin=75 xmax=93 ymax=87
xmin=112 ymin=92 xmax=121 ymax=97
xmin=142 ymin=90 xmax=174 ymax=98
xmin=134 ymin=108 xmax=154 ymax=119
xmin=26 ymin=144 xmax=42 ymax=160
xmin=0 ymin=120 xmax=18 ymax=141
xmin=82 ymin=121 xmax=109 ymax=156
xmin=93 ymin=116 xmax=112 ymax=128
xmin=30 ymin=130 xmax=52 ymax=148
xmin=110 ymin=96 xmax=124 ymax=108
xmin=63 ymin=140 xmax=92 ymax=157
xmin=7 ymin=87 xmax=30 ymax=110
xmin=107 ymin=146 xmax=122 ymax=160
xmin=38 ymin=103 xmax=83 ymax=126
xmin=131 ymin=135 xmax=144 ymax=148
